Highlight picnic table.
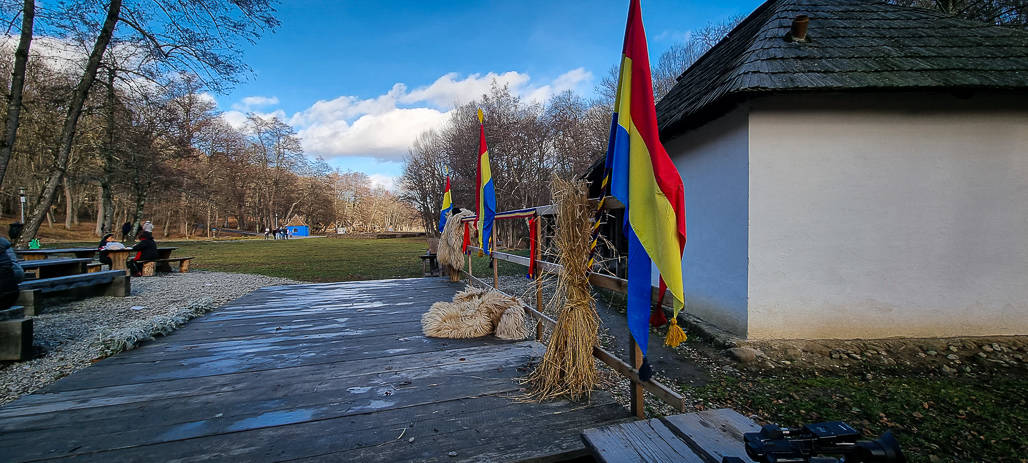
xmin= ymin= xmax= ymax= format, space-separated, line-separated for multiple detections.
xmin=106 ymin=247 xmax=178 ymax=275
xmin=20 ymin=258 xmax=91 ymax=279
xmin=15 ymin=247 xmax=96 ymax=261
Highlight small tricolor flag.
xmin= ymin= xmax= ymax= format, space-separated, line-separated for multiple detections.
xmin=438 ymin=172 xmax=452 ymax=232
xmin=605 ymin=0 xmax=687 ymax=380
xmin=475 ymin=109 xmax=496 ymax=255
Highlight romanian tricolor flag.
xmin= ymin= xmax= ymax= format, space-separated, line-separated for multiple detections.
xmin=475 ymin=109 xmax=496 ymax=255
xmin=438 ymin=173 xmax=452 ymax=232
xmin=606 ymin=0 xmax=687 ymax=379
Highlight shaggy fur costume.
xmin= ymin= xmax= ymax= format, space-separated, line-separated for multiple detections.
xmin=438 ymin=209 xmax=475 ymax=281
xmin=422 ymin=285 xmax=529 ymax=340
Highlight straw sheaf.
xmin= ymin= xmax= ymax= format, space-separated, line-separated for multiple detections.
xmin=527 ymin=176 xmax=600 ymax=402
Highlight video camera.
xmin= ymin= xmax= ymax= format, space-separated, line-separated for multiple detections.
xmin=722 ymin=421 xmax=906 ymax=463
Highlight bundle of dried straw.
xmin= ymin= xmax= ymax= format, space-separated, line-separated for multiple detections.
xmin=438 ymin=209 xmax=475 ymax=282
xmin=527 ymin=176 xmax=599 ymax=401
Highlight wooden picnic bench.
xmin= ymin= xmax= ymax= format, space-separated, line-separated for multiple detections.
xmin=419 ymin=252 xmax=439 ymax=276
xmin=104 ymin=246 xmax=178 ymax=275
xmin=20 ymin=257 xmax=91 ymax=279
xmin=582 ymin=408 xmax=761 ymax=463
xmin=0 ymin=305 xmax=31 ymax=361
xmin=15 ymin=247 xmax=96 ymax=261
xmin=16 ymin=270 xmax=130 ymax=315
xmin=140 ymin=256 xmax=194 ymax=276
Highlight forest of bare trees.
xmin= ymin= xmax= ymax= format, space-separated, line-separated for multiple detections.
xmin=401 ymin=0 xmax=1025 ymax=234
xmin=400 ymin=16 xmax=742 ymax=235
xmin=3 ymin=1 xmax=1016 ymax=244
xmin=0 ymin=1 xmax=419 ymax=243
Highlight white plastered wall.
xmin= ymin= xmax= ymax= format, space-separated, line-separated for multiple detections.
xmin=664 ymin=107 xmax=751 ymax=336
xmin=746 ymin=93 xmax=1028 ymax=339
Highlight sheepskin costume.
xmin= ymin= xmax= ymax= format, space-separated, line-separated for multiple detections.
xmin=422 ymin=285 xmax=529 ymax=340
xmin=438 ymin=209 xmax=475 ymax=281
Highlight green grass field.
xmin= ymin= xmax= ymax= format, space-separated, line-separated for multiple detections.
xmin=165 ymin=237 xmax=427 ymax=281
xmin=689 ymin=371 xmax=1026 ymax=462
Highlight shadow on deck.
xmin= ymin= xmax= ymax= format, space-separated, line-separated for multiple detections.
xmin=0 ymin=278 xmax=629 ymax=462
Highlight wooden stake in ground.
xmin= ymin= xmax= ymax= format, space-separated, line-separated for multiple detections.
xmin=527 ymin=176 xmax=599 ymax=401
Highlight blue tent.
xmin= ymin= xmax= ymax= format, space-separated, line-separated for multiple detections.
xmin=284 ymin=215 xmax=310 ymax=236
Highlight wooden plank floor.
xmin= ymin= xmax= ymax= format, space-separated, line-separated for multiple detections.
xmin=0 ymin=278 xmax=629 ymax=462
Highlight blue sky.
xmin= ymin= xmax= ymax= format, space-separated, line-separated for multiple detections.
xmin=215 ymin=0 xmax=763 ymax=189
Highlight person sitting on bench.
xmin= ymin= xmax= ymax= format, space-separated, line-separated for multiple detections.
xmin=127 ymin=231 xmax=158 ymax=277
xmin=1 ymin=224 xmax=25 ymax=310
xmin=97 ymin=233 xmax=125 ymax=267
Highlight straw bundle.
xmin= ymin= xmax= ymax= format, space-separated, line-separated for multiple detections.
xmin=421 ymin=285 xmax=528 ymax=340
xmin=527 ymin=176 xmax=599 ymax=401
xmin=438 ymin=209 xmax=475 ymax=281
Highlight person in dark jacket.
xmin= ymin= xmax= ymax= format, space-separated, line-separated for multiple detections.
xmin=127 ymin=231 xmax=158 ymax=276
xmin=1 ymin=236 xmax=24 ymax=310
xmin=97 ymin=233 xmax=118 ymax=266
xmin=121 ymin=222 xmax=132 ymax=241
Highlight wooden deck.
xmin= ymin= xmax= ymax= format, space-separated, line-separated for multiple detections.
xmin=0 ymin=278 xmax=629 ymax=462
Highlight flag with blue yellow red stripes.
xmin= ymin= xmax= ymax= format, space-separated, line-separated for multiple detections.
xmin=605 ymin=0 xmax=688 ymax=380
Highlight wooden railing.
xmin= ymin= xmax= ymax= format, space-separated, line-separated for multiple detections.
xmin=463 ymin=243 xmax=686 ymax=417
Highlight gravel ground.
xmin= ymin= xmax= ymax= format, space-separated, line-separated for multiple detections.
xmin=0 ymin=271 xmax=300 ymax=406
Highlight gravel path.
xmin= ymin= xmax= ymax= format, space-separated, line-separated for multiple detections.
xmin=0 ymin=271 xmax=300 ymax=406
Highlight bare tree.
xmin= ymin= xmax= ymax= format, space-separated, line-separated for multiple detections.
xmin=888 ymin=0 xmax=1026 ymax=28
xmin=18 ymin=0 xmax=279 ymax=245
xmin=0 ymin=0 xmax=34 ymax=188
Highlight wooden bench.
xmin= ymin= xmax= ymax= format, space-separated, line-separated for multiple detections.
xmin=419 ymin=253 xmax=439 ymax=276
xmin=17 ymin=270 xmax=130 ymax=316
xmin=140 ymin=257 xmax=194 ymax=276
xmin=20 ymin=257 xmax=91 ymax=279
xmin=582 ymin=408 xmax=761 ymax=463
xmin=0 ymin=305 xmax=31 ymax=361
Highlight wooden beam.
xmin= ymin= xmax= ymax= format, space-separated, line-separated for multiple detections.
xmin=471 ymin=246 xmax=674 ymax=309
xmin=492 ymin=229 xmax=499 ymax=288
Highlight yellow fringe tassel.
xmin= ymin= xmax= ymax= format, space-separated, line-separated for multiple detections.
xmin=664 ymin=318 xmax=687 ymax=347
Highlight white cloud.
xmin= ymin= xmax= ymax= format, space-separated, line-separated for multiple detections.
xmin=225 ymin=68 xmax=594 ymax=163
xmin=368 ymin=174 xmax=398 ymax=191
xmin=220 ymin=109 xmax=288 ymax=131
xmin=399 ymin=71 xmax=531 ymax=107
xmin=298 ymin=107 xmax=448 ymax=161
xmin=233 ymin=95 xmax=280 ymax=111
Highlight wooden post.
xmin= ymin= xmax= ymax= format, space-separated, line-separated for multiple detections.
xmin=492 ymin=228 xmax=498 ymax=289
xmin=534 ymin=216 xmax=544 ymax=341
xmin=630 ymin=338 xmax=645 ymax=419
xmin=467 ymin=251 xmax=472 ymax=281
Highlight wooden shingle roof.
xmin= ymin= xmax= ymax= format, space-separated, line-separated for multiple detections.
xmin=656 ymin=0 xmax=1028 ymax=137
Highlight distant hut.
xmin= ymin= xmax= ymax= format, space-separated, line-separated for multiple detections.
xmin=285 ymin=215 xmax=310 ymax=237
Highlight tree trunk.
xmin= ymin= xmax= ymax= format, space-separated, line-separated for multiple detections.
xmin=72 ymin=186 xmax=80 ymax=225
xmin=94 ymin=184 xmax=104 ymax=235
xmin=206 ymin=202 xmax=211 ymax=239
xmin=131 ymin=184 xmax=146 ymax=238
xmin=97 ymin=68 xmax=116 ymax=237
xmin=63 ymin=176 xmax=73 ymax=229
xmin=17 ymin=0 xmax=122 ymax=246
xmin=0 ymin=0 xmax=34 ymax=187
xmin=161 ymin=212 xmax=170 ymax=238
